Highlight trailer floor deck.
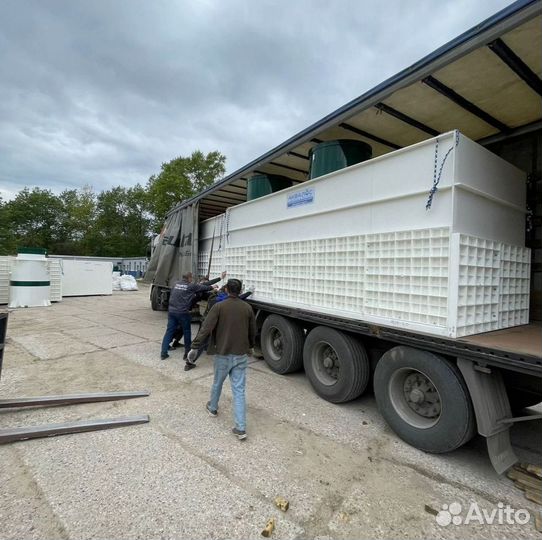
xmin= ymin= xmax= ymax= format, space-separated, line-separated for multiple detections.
xmin=460 ymin=323 xmax=542 ymax=359
xmin=1 ymin=285 xmax=541 ymax=540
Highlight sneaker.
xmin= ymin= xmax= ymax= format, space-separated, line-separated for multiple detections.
xmin=206 ymin=402 xmax=218 ymax=417
xmin=232 ymin=427 xmax=247 ymax=440
xmin=184 ymin=362 xmax=197 ymax=371
xmin=160 ymin=353 xmax=169 ymax=360
xmin=183 ymin=352 xmax=188 ymax=360
xmin=170 ymin=342 xmax=180 ymax=349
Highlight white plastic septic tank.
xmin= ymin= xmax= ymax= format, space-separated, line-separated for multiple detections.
xmin=8 ymin=248 xmax=51 ymax=308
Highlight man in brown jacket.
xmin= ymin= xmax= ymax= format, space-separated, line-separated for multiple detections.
xmin=188 ymin=278 xmax=256 ymax=440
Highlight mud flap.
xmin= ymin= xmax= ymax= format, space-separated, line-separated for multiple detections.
xmin=457 ymin=357 xmax=517 ymax=474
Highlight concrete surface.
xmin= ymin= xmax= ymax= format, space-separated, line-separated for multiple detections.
xmin=0 ymin=284 xmax=540 ymax=540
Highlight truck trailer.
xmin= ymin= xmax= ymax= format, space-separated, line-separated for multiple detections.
xmin=145 ymin=0 xmax=542 ymax=473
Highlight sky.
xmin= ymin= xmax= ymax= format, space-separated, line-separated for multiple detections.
xmin=0 ymin=0 xmax=514 ymax=201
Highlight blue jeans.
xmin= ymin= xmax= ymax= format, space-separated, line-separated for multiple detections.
xmin=161 ymin=312 xmax=191 ymax=356
xmin=209 ymin=354 xmax=248 ymax=431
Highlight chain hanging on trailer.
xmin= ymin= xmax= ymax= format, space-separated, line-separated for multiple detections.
xmin=225 ymin=208 xmax=232 ymax=245
xmin=217 ymin=213 xmax=225 ymax=251
xmin=426 ymin=130 xmax=460 ymax=210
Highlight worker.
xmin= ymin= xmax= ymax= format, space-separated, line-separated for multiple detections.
xmin=188 ymin=278 xmax=256 ymax=440
xmin=160 ymin=270 xmax=226 ymax=361
xmin=183 ymin=281 xmax=254 ymax=371
xmin=210 ymin=282 xmax=253 ymax=308
xmin=169 ymin=276 xmax=219 ymax=350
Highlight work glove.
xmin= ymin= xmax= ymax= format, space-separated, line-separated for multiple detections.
xmin=187 ymin=349 xmax=198 ymax=363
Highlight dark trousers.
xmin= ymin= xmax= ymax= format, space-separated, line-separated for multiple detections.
xmin=161 ymin=312 xmax=191 ymax=356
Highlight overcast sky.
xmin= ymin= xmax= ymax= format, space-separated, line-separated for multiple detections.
xmin=0 ymin=0 xmax=513 ymax=200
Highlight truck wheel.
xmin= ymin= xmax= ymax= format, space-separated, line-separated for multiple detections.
xmin=374 ymin=346 xmax=476 ymax=453
xmin=303 ymin=326 xmax=370 ymax=403
xmin=151 ymin=286 xmax=167 ymax=311
xmin=151 ymin=286 xmax=160 ymax=311
xmin=261 ymin=315 xmax=304 ymax=374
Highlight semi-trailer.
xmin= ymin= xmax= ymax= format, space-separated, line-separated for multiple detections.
xmin=145 ymin=0 xmax=542 ymax=473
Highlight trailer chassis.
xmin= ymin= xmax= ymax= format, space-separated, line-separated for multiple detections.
xmin=249 ymin=300 xmax=542 ymax=474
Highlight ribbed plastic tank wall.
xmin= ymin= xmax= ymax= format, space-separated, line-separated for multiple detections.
xmin=8 ymin=248 xmax=51 ymax=308
xmin=198 ymin=131 xmax=530 ymax=338
xmin=0 ymin=256 xmax=14 ymax=304
xmin=47 ymin=259 xmax=63 ymax=302
xmin=309 ymin=139 xmax=372 ymax=179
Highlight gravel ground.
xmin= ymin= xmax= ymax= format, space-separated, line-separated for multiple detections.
xmin=0 ymin=284 xmax=540 ymax=540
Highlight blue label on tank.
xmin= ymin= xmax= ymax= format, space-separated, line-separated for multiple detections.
xmin=287 ymin=188 xmax=315 ymax=208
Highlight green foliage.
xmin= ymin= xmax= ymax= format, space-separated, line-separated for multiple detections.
xmin=55 ymin=186 xmax=97 ymax=255
xmin=147 ymin=150 xmax=225 ymax=223
xmin=0 ymin=149 xmax=226 ymax=257
xmin=91 ymin=185 xmax=152 ymax=257
xmin=1 ymin=187 xmax=64 ymax=254
xmin=0 ymin=196 xmax=16 ymax=255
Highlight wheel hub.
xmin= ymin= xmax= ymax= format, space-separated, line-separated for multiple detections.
xmin=266 ymin=327 xmax=283 ymax=361
xmin=403 ymin=372 xmax=441 ymax=418
xmin=271 ymin=330 xmax=282 ymax=351
xmin=409 ymin=388 xmax=425 ymax=404
xmin=313 ymin=343 xmax=339 ymax=385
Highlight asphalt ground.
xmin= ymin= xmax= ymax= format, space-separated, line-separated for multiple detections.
xmin=0 ymin=284 xmax=540 ymax=539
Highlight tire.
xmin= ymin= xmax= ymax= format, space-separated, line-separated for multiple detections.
xmin=261 ymin=315 xmax=304 ymax=374
xmin=303 ymin=326 xmax=370 ymax=403
xmin=150 ymin=286 xmax=168 ymax=311
xmin=374 ymin=346 xmax=476 ymax=453
xmin=150 ymin=286 xmax=160 ymax=311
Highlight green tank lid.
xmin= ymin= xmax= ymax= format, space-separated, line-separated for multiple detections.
xmin=308 ymin=139 xmax=372 ymax=180
xmin=17 ymin=247 xmax=47 ymax=255
xmin=247 ymin=174 xmax=294 ymax=201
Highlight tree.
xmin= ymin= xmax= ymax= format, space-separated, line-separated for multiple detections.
xmin=2 ymin=187 xmax=64 ymax=253
xmin=0 ymin=148 xmax=226 ymax=257
xmin=147 ymin=150 xmax=226 ymax=225
xmin=91 ymin=184 xmax=152 ymax=257
xmin=0 ymin=196 xmax=16 ymax=255
xmin=55 ymin=185 xmax=97 ymax=255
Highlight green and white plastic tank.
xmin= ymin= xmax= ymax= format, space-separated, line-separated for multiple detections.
xmin=8 ymin=247 xmax=51 ymax=308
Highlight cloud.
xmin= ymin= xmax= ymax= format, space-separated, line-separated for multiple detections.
xmin=0 ymin=0 xmax=512 ymax=200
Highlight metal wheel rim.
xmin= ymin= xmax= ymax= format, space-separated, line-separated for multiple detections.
xmin=388 ymin=367 xmax=442 ymax=429
xmin=311 ymin=341 xmax=339 ymax=386
xmin=265 ymin=326 xmax=283 ymax=362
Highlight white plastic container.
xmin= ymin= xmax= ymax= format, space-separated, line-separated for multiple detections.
xmin=60 ymin=259 xmax=113 ymax=296
xmin=1 ymin=256 xmax=63 ymax=304
xmin=8 ymin=249 xmax=51 ymax=308
xmin=198 ymin=131 xmax=530 ymax=338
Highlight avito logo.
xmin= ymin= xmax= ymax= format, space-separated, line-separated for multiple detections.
xmin=435 ymin=502 xmax=532 ymax=527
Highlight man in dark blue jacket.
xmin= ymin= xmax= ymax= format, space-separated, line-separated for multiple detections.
xmin=160 ymin=271 xmax=226 ymax=361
